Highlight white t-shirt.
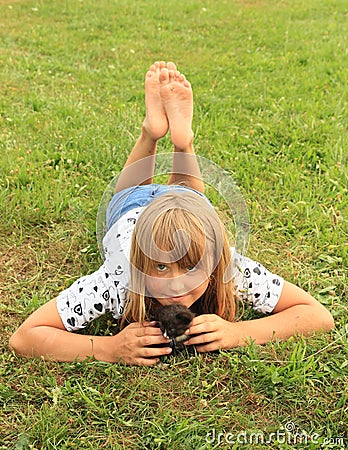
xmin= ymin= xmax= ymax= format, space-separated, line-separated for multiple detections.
xmin=56 ymin=207 xmax=284 ymax=331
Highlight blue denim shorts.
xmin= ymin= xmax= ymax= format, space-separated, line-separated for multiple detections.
xmin=106 ymin=184 xmax=209 ymax=231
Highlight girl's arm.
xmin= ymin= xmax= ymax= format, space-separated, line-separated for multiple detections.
xmin=184 ymin=281 xmax=335 ymax=351
xmin=9 ymin=299 xmax=172 ymax=365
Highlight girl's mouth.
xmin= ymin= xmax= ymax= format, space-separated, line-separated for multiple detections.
xmin=162 ymin=295 xmax=187 ymax=303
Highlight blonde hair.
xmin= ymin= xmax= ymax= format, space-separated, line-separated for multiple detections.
xmin=121 ymin=190 xmax=238 ymax=327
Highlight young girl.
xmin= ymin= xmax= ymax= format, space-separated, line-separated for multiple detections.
xmin=10 ymin=61 xmax=334 ymax=366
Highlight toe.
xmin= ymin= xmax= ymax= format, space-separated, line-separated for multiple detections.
xmin=167 ymin=61 xmax=177 ymax=71
xmin=159 ymin=67 xmax=169 ymax=84
xmin=168 ymin=69 xmax=175 ymax=81
xmin=174 ymin=70 xmax=181 ymax=80
xmin=148 ymin=63 xmax=158 ymax=75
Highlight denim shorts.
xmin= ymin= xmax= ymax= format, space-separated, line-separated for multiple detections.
xmin=106 ymin=184 xmax=209 ymax=231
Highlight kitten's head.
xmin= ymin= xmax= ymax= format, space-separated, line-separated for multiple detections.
xmin=156 ymin=305 xmax=194 ymax=339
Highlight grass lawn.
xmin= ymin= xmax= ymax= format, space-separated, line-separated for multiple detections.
xmin=0 ymin=0 xmax=347 ymax=448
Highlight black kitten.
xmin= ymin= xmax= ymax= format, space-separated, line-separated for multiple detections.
xmin=155 ymin=304 xmax=195 ymax=351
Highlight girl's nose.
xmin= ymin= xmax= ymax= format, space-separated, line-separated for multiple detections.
xmin=168 ymin=274 xmax=186 ymax=294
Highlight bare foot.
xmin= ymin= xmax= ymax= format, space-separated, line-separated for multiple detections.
xmin=159 ymin=64 xmax=194 ymax=149
xmin=143 ymin=61 xmax=169 ymax=140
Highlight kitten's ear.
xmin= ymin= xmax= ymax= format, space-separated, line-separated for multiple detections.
xmin=176 ymin=313 xmax=192 ymax=325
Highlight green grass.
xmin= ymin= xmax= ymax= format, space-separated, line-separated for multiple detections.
xmin=1 ymin=0 xmax=347 ymax=448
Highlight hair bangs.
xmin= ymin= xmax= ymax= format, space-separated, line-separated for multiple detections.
xmin=149 ymin=207 xmax=208 ymax=267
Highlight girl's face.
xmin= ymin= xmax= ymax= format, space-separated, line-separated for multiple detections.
xmin=145 ymin=262 xmax=209 ymax=308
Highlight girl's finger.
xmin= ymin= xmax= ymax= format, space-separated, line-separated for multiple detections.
xmin=194 ymin=342 xmax=219 ymax=353
xmin=134 ymin=323 xmax=163 ymax=337
xmin=142 ymin=345 xmax=172 ymax=358
xmin=186 ymin=322 xmax=216 ymax=336
xmin=185 ymin=331 xmax=218 ymax=346
xmin=136 ymin=357 xmax=160 ymax=366
xmin=190 ymin=314 xmax=216 ymax=325
xmin=142 ymin=321 xmax=158 ymax=327
xmin=140 ymin=326 xmax=165 ymax=337
xmin=140 ymin=334 xmax=171 ymax=347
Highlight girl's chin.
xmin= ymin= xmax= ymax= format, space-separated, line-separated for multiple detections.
xmin=156 ymin=296 xmax=193 ymax=307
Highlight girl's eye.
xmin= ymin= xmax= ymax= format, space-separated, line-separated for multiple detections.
xmin=186 ymin=265 xmax=196 ymax=272
xmin=157 ymin=264 xmax=168 ymax=272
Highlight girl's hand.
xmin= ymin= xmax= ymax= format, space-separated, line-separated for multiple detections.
xmin=111 ymin=321 xmax=172 ymax=366
xmin=184 ymin=314 xmax=236 ymax=352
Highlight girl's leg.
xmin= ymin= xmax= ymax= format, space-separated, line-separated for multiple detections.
xmin=115 ymin=61 xmax=171 ymax=193
xmin=160 ymin=68 xmax=205 ymax=194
